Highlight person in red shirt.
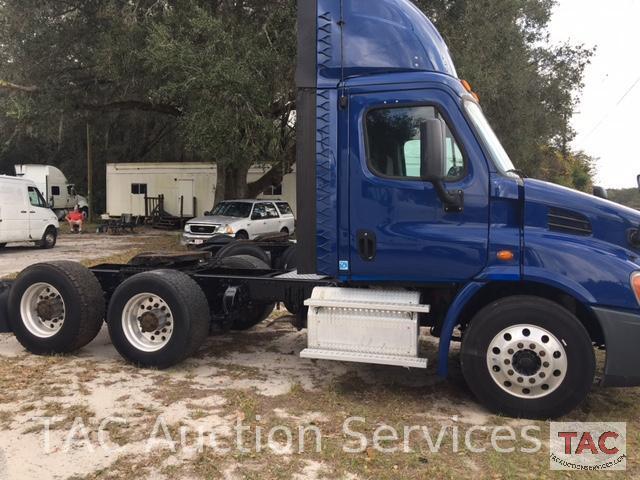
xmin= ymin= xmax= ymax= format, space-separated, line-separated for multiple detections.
xmin=65 ymin=205 xmax=84 ymax=233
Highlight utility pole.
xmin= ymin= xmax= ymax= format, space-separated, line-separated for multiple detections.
xmin=86 ymin=121 xmax=93 ymax=223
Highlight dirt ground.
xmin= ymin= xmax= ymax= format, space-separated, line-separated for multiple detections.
xmin=0 ymin=317 xmax=636 ymax=480
xmin=0 ymin=229 xmax=182 ymax=279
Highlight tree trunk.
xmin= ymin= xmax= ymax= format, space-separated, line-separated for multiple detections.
xmin=215 ymin=162 xmax=251 ymax=204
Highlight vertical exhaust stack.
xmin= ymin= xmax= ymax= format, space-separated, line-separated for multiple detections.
xmin=295 ymin=0 xmax=319 ymax=274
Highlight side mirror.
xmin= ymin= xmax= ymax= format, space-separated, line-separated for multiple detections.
xmin=420 ymin=119 xmax=463 ymax=212
xmin=637 ymin=174 xmax=640 ymax=192
xmin=420 ymin=119 xmax=446 ymax=181
xmin=593 ymin=186 xmax=608 ymax=200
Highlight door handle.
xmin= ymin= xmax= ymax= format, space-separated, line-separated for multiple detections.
xmin=29 ymin=211 xmax=36 ymax=214
xmin=357 ymin=230 xmax=376 ymax=261
xmin=20 ymin=211 xmax=27 ymax=214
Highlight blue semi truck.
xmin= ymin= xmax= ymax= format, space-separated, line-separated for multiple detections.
xmin=1 ymin=0 xmax=640 ymax=419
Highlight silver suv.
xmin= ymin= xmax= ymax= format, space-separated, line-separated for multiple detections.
xmin=183 ymin=200 xmax=295 ymax=246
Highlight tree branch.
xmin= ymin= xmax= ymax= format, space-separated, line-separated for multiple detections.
xmin=0 ymin=80 xmax=38 ymax=93
xmin=81 ymin=100 xmax=182 ymax=117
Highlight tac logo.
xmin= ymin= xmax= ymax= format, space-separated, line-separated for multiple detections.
xmin=550 ymin=422 xmax=627 ymax=471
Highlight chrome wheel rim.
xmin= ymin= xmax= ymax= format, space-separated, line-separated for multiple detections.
xmin=20 ymin=283 xmax=66 ymax=338
xmin=122 ymin=293 xmax=174 ymax=352
xmin=486 ymin=324 xmax=568 ymax=399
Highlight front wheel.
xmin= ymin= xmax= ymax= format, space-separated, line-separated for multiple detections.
xmin=460 ymin=295 xmax=595 ymax=419
xmin=38 ymin=227 xmax=57 ymax=249
xmin=107 ymin=270 xmax=209 ymax=368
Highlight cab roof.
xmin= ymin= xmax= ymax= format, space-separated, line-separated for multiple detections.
xmin=298 ymin=0 xmax=458 ymax=90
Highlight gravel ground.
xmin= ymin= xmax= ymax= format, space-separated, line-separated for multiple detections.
xmin=0 ymin=230 xmax=179 ymax=279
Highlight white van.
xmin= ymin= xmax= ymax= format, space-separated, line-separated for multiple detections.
xmin=0 ymin=176 xmax=60 ymax=249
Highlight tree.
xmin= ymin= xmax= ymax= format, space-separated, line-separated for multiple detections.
xmin=144 ymin=1 xmax=296 ymax=202
xmin=416 ymin=0 xmax=595 ymax=187
xmin=0 ymin=0 xmax=596 ymax=213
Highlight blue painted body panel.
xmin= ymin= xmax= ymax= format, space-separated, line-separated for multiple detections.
xmin=316 ymin=0 xmax=456 ymax=89
xmin=313 ymin=0 xmax=461 ymax=275
xmin=523 ymin=179 xmax=640 ymax=311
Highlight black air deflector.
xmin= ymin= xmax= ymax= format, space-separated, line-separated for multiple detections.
xmin=547 ymin=207 xmax=593 ymax=236
xmin=295 ymin=0 xmax=318 ymax=274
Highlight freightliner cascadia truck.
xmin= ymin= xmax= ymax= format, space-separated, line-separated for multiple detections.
xmin=1 ymin=0 xmax=640 ymax=419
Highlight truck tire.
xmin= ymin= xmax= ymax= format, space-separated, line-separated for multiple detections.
xmin=8 ymin=261 xmax=105 ymax=355
xmin=107 ymin=269 xmax=209 ymax=368
xmin=38 ymin=227 xmax=57 ymax=249
xmin=218 ymin=255 xmax=275 ymax=330
xmin=0 ymin=244 xmax=6 ymax=249
xmin=214 ymin=241 xmax=270 ymax=266
xmin=235 ymin=231 xmax=249 ymax=240
xmin=460 ymin=295 xmax=595 ymax=419
xmin=275 ymin=245 xmax=297 ymax=272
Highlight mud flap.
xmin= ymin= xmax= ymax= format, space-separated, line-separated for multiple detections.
xmin=0 ymin=282 xmax=12 ymax=333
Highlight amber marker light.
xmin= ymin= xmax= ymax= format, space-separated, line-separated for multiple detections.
xmin=461 ymin=79 xmax=480 ymax=102
xmin=632 ymin=272 xmax=640 ymax=305
xmin=497 ymin=250 xmax=515 ymax=262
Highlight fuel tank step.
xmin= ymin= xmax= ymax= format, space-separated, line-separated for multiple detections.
xmin=300 ymin=287 xmax=430 ymax=369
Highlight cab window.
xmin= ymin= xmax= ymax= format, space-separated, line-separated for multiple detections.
xmin=366 ymin=106 xmax=465 ymax=180
xmin=28 ymin=187 xmax=47 ymax=208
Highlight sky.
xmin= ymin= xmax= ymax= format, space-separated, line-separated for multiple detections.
xmin=549 ymin=0 xmax=640 ymax=189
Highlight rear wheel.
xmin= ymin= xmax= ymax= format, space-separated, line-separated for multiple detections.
xmin=38 ymin=227 xmax=57 ymax=249
xmin=280 ymin=227 xmax=289 ymax=236
xmin=460 ymin=295 xmax=595 ymax=419
xmin=215 ymin=241 xmax=270 ymax=265
xmin=107 ymin=270 xmax=209 ymax=368
xmin=8 ymin=261 xmax=105 ymax=355
xmin=218 ymin=255 xmax=275 ymax=330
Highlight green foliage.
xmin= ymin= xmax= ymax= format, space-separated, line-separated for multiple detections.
xmin=143 ymin=1 xmax=296 ymax=199
xmin=608 ymin=189 xmax=640 ymax=210
xmin=416 ymin=0 xmax=594 ymax=185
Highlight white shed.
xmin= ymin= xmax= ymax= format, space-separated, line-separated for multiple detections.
xmin=106 ymin=162 xmax=296 ymax=218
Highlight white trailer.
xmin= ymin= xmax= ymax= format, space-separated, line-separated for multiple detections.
xmin=105 ymin=162 xmax=296 ymax=218
xmin=14 ymin=164 xmax=88 ymax=219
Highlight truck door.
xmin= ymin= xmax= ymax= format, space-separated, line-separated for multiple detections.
xmin=27 ymin=186 xmax=50 ymax=240
xmin=348 ymin=89 xmax=490 ymax=282
xmin=0 ymin=182 xmax=29 ymax=243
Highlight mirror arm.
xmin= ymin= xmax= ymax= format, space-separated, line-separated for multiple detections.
xmin=426 ymin=178 xmax=464 ymax=213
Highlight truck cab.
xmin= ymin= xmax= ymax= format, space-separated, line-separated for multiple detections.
xmin=294 ymin=0 xmax=640 ymax=416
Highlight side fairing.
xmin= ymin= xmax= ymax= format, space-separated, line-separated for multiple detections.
xmin=295 ymin=0 xmax=460 ymax=276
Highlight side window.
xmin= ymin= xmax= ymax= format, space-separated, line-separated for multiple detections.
xmin=28 ymin=187 xmax=47 ymax=208
xmin=251 ymin=203 xmax=267 ymax=220
xmin=276 ymin=202 xmax=293 ymax=215
xmin=51 ymin=186 xmax=61 ymax=196
xmin=263 ymin=203 xmax=280 ymax=219
xmin=131 ymin=183 xmax=148 ymax=195
xmin=366 ymin=106 xmax=465 ymax=180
